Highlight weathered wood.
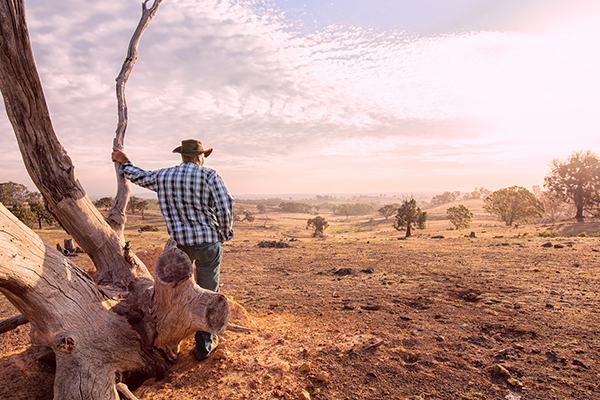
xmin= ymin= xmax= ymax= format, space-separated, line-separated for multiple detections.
xmin=152 ymin=247 xmax=231 ymax=361
xmin=0 ymin=314 xmax=28 ymax=334
xmin=116 ymin=383 xmax=139 ymax=400
xmin=0 ymin=204 xmax=156 ymax=399
xmin=0 ymin=0 xmax=151 ymax=289
xmin=109 ymin=0 xmax=163 ymax=234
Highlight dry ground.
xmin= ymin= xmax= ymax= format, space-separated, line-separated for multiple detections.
xmin=1 ymin=202 xmax=599 ymax=400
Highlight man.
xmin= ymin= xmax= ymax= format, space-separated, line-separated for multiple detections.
xmin=111 ymin=139 xmax=234 ymax=360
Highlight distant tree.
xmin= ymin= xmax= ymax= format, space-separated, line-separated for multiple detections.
xmin=257 ymin=203 xmax=266 ymax=213
xmin=462 ymin=186 xmax=490 ymax=200
xmin=544 ymin=150 xmax=600 ymax=222
xmin=279 ymin=201 xmax=312 ymax=213
xmin=334 ymin=203 xmax=375 ymax=217
xmin=93 ymin=197 xmax=114 ymax=210
xmin=127 ymin=196 xmax=140 ymax=215
xmin=307 ymin=215 xmax=329 ymax=237
xmin=446 ymin=204 xmax=473 ymax=230
xmin=430 ymin=191 xmax=461 ymax=206
xmin=126 ymin=196 xmax=149 ymax=218
xmin=0 ymin=181 xmax=38 ymax=206
xmin=9 ymin=201 xmax=37 ymax=228
xmin=393 ymin=199 xmax=427 ymax=238
xmin=378 ymin=203 xmax=399 ymax=220
xmin=243 ymin=210 xmax=255 ymax=222
xmin=136 ymin=199 xmax=149 ymax=219
xmin=532 ymin=185 xmax=572 ymax=223
xmin=484 ymin=186 xmax=544 ymax=226
xmin=29 ymin=199 xmax=56 ymax=229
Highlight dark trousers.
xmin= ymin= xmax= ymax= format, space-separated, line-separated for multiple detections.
xmin=177 ymin=242 xmax=223 ymax=356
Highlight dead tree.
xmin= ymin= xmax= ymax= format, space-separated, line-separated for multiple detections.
xmin=0 ymin=1 xmax=231 ymax=399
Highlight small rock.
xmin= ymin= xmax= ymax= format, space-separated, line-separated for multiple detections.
xmin=212 ymin=349 xmax=230 ymax=360
xmin=491 ymin=364 xmax=511 ymax=379
xmin=507 ymin=377 xmax=524 ymax=388
xmin=298 ymin=362 xmax=312 ymax=373
xmin=554 ymin=244 xmax=564 ymax=249
xmin=541 ymin=242 xmax=553 ymax=248
xmin=361 ymin=267 xmax=375 ymax=274
xmin=279 ymin=362 xmax=291 ymax=373
xmin=315 ymin=370 xmax=330 ymax=382
xmin=298 ymin=389 xmax=311 ymax=400
xmin=334 ymin=268 xmax=355 ymax=276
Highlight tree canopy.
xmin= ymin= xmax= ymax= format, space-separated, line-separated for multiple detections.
xmin=378 ymin=203 xmax=399 ymax=220
xmin=393 ymin=199 xmax=427 ymax=238
xmin=446 ymin=204 xmax=473 ymax=230
xmin=483 ymin=186 xmax=544 ymax=226
xmin=544 ymin=150 xmax=600 ymax=222
xmin=307 ymin=215 xmax=329 ymax=237
xmin=0 ymin=181 xmax=39 ymax=205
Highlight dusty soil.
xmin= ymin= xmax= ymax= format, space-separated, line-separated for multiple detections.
xmin=1 ymin=205 xmax=599 ymax=400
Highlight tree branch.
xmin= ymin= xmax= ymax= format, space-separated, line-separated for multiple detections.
xmin=108 ymin=0 xmax=163 ymax=234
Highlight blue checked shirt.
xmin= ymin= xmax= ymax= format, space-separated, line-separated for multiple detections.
xmin=120 ymin=161 xmax=234 ymax=246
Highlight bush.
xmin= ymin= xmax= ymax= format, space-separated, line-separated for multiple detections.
xmin=140 ymin=225 xmax=159 ymax=232
xmin=538 ymin=230 xmax=559 ymax=238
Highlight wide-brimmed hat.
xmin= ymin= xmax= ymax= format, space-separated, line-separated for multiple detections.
xmin=172 ymin=139 xmax=213 ymax=157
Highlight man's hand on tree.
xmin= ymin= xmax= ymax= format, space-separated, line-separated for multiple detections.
xmin=111 ymin=147 xmax=130 ymax=164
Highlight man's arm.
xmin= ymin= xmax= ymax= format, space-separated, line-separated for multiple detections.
xmin=210 ymin=174 xmax=234 ymax=242
xmin=111 ymin=147 xmax=159 ymax=192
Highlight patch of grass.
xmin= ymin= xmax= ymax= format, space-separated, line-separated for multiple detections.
xmin=139 ymin=225 xmax=159 ymax=232
xmin=539 ymin=230 xmax=560 ymax=238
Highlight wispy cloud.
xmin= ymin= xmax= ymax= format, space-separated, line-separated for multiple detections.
xmin=1 ymin=0 xmax=599 ymax=195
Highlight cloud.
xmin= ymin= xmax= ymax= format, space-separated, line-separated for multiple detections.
xmin=1 ymin=0 xmax=600 ymax=195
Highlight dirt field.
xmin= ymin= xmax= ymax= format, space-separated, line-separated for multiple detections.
xmin=1 ymin=202 xmax=599 ymax=400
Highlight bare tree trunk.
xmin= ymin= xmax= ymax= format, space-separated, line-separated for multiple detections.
xmin=0 ymin=0 xmax=149 ymax=289
xmin=0 ymin=2 xmax=231 ymax=398
xmin=108 ymin=0 xmax=163 ymax=235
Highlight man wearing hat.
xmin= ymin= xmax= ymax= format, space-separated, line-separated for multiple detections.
xmin=111 ymin=139 xmax=234 ymax=360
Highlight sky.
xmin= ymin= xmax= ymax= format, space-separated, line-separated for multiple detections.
xmin=1 ymin=0 xmax=600 ymax=198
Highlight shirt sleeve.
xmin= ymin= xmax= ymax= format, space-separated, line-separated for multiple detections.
xmin=209 ymin=173 xmax=235 ymax=242
xmin=120 ymin=161 xmax=159 ymax=192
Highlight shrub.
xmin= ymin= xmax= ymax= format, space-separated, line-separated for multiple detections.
xmin=538 ymin=230 xmax=559 ymax=238
xmin=140 ymin=225 xmax=159 ymax=232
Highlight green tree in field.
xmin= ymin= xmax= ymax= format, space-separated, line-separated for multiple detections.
xmin=136 ymin=199 xmax=149 ymax=219
xmin=29 ymin=199 xmax=56 ymax=229
xmin=279 ymin=201 xmax=312 ymax=213
xmin=93 ymin=197 xmax=114 ymax=210
xmin=307 ymin=215 xmax=329 ymax=237
xmin=0 ymin=181 xmax=39 ymax=205
xmin=544 ymin=150 xmax=600 ymax=222
xmin=393 ymin=199 xmax=427 ymax=238
xmin=378 ymin=203 xmax=399 ymax=220
xmin=127 ymin=196 xmax=149 ymax=218
xmin=9 ymin=201 xmax=37 ymax=228
xmin=334 ymin=203 xmax=375 ymax=217
xmin=483 ymin=186 xmax=544 ymax=226
xmin=446 ymin=204 xmax=473 ymax=230
xmin=430 ymin=191 xmax=461 ymax=206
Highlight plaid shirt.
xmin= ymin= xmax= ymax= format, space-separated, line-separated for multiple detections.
xmin=120 ymin=161 xmax=234 ymax=246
